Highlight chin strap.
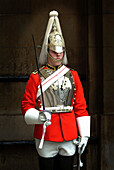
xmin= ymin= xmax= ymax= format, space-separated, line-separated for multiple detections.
xmin=47 ymin=51 xmax=63 ymax=62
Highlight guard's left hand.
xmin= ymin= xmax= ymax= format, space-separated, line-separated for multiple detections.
xmin=78 ymin=136 xmax=88 ymax=154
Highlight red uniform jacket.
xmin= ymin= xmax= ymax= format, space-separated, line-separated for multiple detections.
xmin=21 ymin=65 xmax=89 ymax=142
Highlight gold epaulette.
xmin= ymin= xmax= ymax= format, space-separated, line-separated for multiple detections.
xmin=32 ymin=66 xmax=45 ymax=74
xmin=32 ymin=70 xmax=38 ymax=74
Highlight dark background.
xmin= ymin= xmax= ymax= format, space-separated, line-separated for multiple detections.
xmin=0 ymin=0 xmax=114 ymax=169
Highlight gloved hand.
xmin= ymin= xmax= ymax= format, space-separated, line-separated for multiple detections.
xmin=39 ymin=110 xmax=51 ymax=126
xmin=78 ymin=136 xmax=88 ymax=154
xmin=38 ymin=110 xmax=51 ymax=149
xmin=73 ymin=136 xmax=89 ymax=154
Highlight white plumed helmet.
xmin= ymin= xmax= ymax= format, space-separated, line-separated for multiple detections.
xmin=38 ymin=10 xmax=68 ymax=65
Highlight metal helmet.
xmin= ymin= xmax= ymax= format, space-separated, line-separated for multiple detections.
xmin=39 ymin=10 xmax=68 ymax=65
xmin=48 ymin=29 xmax=65 ymax=53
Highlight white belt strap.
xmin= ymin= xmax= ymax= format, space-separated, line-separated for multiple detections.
xmin=40 ymin=106 xmax=73 ymax=113
xmin=36 ymin=65 xmax=70 ymax=98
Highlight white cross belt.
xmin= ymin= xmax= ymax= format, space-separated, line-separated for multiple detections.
xmin=36 ymin=65 xmax=70 ymax=99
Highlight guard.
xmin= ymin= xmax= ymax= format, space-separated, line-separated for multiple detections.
xmin=21 ymin=10 xmax=90 ymax=170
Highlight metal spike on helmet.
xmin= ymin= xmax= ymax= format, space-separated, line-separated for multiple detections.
xmin=39 ymin=10 xmax=68 ymax=65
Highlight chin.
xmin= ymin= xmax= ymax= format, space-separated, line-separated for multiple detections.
xmin=54 ymin=62 xmax=61 ymax=66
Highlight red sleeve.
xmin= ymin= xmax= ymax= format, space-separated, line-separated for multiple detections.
xmin=71 ymin=70 xmax=89 ymax=118
xmin=21 ymin=73 xmax=39 ymax=115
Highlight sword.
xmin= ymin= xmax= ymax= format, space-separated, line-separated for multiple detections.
xmin=77 ymin=137 xmax=81 ymax=170
xmin=32 ymin=34 xmax=45 ymax=110
xmin=32 ymin=35 xmax=51 ymax=149
xmin=73 ymin=137 xmax=83 ymax=170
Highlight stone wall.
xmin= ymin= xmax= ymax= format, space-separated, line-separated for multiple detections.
xmin=101 ymin=0 xmax=114 ymax=169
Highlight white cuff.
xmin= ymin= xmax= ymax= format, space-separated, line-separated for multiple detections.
xmin=76 ymin=116 xmax=91 ymax=137
xmin=24 ymin=108 xmax=43 ymax=124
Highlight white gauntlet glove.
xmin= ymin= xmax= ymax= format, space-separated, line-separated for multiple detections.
xmin=73 ymin=116 xmax=90 ymax=168
xmin=73 ymin=136 xmax=88 ymax=154
xmin=24 ymin=108 xmax=51 ymax=125
xmin=24 ymin=108 xmax=51 ymax=149
xmin=74 ymin=116 xmax=90 ymax=154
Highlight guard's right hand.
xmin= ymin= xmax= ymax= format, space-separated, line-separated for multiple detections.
xmin=39 ymin=110 xmax=51 ymax=125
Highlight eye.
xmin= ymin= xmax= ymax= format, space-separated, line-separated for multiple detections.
xmin=52 ymin=51 xmax=57 ymax=54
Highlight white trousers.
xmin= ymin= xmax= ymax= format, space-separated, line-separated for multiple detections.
xmin=35 ymin=139 xmax=76 ymax=158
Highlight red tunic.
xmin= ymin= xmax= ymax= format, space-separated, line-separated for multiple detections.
xmin=21 ymin=66 xmax=89 ymax=142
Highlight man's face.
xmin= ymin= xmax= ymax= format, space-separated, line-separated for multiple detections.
xmin=48 ymin=49 xmax=64 ymax=66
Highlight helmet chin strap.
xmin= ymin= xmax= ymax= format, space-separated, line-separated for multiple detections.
xmin=47 ymin=51 xmax=64 ymax=63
